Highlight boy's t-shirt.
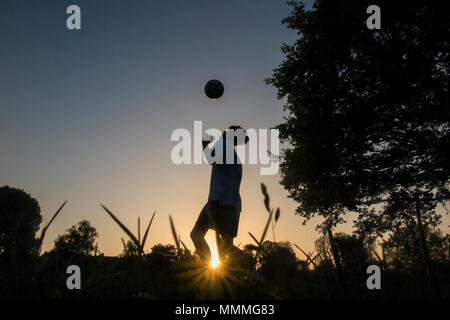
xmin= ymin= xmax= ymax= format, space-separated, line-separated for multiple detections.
xmin=205 ymin=138 xmax=242 ymax=212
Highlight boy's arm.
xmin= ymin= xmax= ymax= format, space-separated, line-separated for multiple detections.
xmin=202 ymin=134 xmax=216 ymax=165
xmin=202 ymin=138 xmax=211 ymax=150
xmin=202 ymin=134 xmax=228 ymax=165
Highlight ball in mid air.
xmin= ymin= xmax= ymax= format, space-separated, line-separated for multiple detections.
xmin=204 ymin=79 xmax=224 ymax=100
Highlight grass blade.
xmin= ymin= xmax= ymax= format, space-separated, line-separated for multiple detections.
xmin=311 ymin=252 xmax=320 ymax=262
xmin=248 ymin=232 xmax=269 ymax=255
xmin=141 ymin=211 xmax=156 ymax=248
xmin=261 ymin=183 xmax=270 ymax=212
xmin=246 ymin=210 xmax=273 ymax=288
xmin=38 ymin=200 xmax=67 ymax=253
xmin=248 ymin=232 xmax=261 ymax=246
xmin=244 ymin=244 xmax=258 ymax=251
xmin=180 ymin=239 xmax=191 ymax=255
xmin=169 ymin=215 xmax=181 ymax=253
xmin=251 ymin=209 xmax=273 ymax=266
xmin=259 ymin=209 xmax=273 ymax=246
xmin=295 ymin=243 xmax=318 ymax=269
xmin=138 ymin=217 xmax=141 ymax=244
xmin=274 ymin=207 xmax=280 ymax=222
xmin=101 ymin=204 xmax=144 ymax=255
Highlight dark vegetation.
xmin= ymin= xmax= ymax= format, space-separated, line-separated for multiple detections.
xmin=0 ymin=184 xmax=448 ymax=299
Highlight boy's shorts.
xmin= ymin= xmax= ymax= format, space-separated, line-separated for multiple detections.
xmin=193 ymin=200 xmax=240 ymax=238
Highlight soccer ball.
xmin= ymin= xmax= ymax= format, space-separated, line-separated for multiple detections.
xmin=204 ymin=79 xmax=224 ymax=100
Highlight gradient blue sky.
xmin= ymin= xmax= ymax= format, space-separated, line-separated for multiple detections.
xmin=2 ymin=1 xmax=446 ymax=256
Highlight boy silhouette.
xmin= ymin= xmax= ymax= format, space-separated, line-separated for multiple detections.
xmin=190 ymin=125 xmax=249 ymax=264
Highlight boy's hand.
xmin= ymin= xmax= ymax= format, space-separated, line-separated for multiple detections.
xmin=202 ymin=133 xmax=213 ymax=142
xmin=202 ymin=134 xmax=213 ymax=149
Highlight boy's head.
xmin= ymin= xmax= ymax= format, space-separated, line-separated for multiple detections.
xmin=223 ymin=125 xmax=249 ymax=146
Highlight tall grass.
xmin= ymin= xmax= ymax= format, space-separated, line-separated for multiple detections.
xmin=37 ymin=200 xmax=67 ymax=254
xmin=180 ymin=239 xmax=191 ymax=256
xmin=254 ymin=184 xmax=278 ymax=260
xmin=101 ymin=204 xmax=156 ymax=255
xmin=294 ymin=243 xmax=318 ymax=269
xmin=169 ymin=215 xmax=181 ymax=253
xmin=245 ymin=183 xmax=279 ymax=289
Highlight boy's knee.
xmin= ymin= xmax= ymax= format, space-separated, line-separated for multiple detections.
xmin=190 ymin=229 xmax=201 ymax=242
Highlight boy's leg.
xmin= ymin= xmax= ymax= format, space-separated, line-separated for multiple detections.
xmin=211 ymin=204 xmax=240 ymax=260
xmin=218 ymin=233 xmax=234 ymax=259
xmin=190 ymin=203 xmax=211 ymax=263
xmin=218 ymin=233 xmax=248 ymax=267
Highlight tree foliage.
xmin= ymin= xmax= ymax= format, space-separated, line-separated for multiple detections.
xmin=266 ymin=0 xmax=449 ymax=232
xmin=315 ymin=232 xmax=370 ymax=272
xmin=258 ymin=241 xmax=299 ymax=280
xmin=120 ymin=239 xmax=140 ymax=257
xmin=384 ymin=225 xmax=450 ymax=271
xmin=53 ymin=220 xmax=99 ymax=256
xmin=147 ymin=244 xmax=177 ymax=268
xmin=0 ymin=186 xmax=42 ymax=257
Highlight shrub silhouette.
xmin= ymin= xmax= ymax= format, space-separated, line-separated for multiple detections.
xmin=147 ymin=244 xmax=177 ymax=269
xmin=120 ymin=239 xmax=141 ymax=257
xmin=53 ymin=220 xmax=99 ymax=256
xmin=315 ymin=232 xmax=370 ymax=273
xmin=385 ymin=225 xmax=450 ymax=272
xmin=258 ymin=241 xmax=299 ymax=282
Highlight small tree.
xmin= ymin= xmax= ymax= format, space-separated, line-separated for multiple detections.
xmin=0 ymin=186 xmax=42 ymax=257
xmin=120 ymin=239 xmax=140 ymax=257
xmin=53 ymin=220 xmax=98 ymax=256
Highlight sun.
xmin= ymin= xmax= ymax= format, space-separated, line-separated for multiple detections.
xmin=208 ymin=238 xmax=221 ymax=269
xmin=210 ymin=255 xmax=220 ymax=269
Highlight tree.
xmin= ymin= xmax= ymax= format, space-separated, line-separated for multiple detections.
xmin=0 ymin=186 xmax=42 ymax=257
xmin=384 ymin=225 xmax=450 ymax=271
xmin=53 ymin=220 xmax=99 ymax=256
xmin=266 ymin=0 xmax=449 ymax=237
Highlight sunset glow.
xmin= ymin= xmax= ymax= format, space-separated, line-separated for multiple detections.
xmin=208 ymin=238 xmax=221 ymax=269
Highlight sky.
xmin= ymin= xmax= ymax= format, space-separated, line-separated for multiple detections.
xmin=1 ymin=0 xmax=447 ymax=257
